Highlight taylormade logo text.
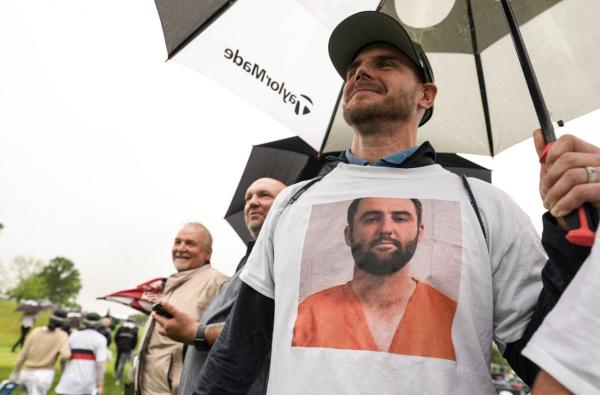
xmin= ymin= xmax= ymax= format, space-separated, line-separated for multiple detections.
xmin=224 ymin=48 xmax=313 ymax=116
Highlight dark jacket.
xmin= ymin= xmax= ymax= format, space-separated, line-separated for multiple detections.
xmin=115 ymin=324 xmax=138 ymax=352
xmin=179 ymin=242 xmax=269 ymax=395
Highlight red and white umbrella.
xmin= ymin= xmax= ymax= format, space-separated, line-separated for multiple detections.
xmin=98 ymin=277 xmax=165 ymax=315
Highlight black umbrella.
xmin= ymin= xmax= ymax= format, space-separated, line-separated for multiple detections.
xmin=15 ymin=300 xmax=55 ymax=315
xmin=225 ymin=137 xmax=490 ymax=242
xmin=225 ymin=137 xmax=323 ymax=243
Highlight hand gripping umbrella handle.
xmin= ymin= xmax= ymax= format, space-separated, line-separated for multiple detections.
xmin=540 ymin=143 xmax=599 ymax=246
xmin=499 ymin=0 xmax=598 ymax=246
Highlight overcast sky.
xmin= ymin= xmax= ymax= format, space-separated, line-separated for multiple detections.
xmin=1 ymin=0 xmax=599 ymax=318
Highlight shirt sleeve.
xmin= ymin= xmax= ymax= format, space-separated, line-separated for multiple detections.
xmin=473 ymin=181 xmax=547 ymax=347
xmin=13 ymin=331 xmax=33 ymax=372
xmin=240 ymin=183 xmax=304 ymax=298
xmin=59 ymin=332 xmax=71 ymax=361
xmin=522 ymin=230 xmax=600 ymax=394
xmin=95 ymin=335 xmax=108 ymax=362
xmin=501 ymin=213 xmax=590 ymax=384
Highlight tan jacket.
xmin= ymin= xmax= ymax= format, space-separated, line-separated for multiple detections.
xmin=13 ymin=326 xmax=70 ymax=372
xmin=137 ymin=264 xmax=228 ymax=395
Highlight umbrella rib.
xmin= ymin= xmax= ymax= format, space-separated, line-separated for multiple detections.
xmin=466 ymin=0 xmax=495 ymax=157
xmin=320 ymin=85 xmax=345 ymax=154
xmin=167 ymin=0 xmax=237 ymax=60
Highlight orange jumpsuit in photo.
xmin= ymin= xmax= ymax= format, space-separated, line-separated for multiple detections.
xmin=292 ymin=280 xmax=457 ymax=360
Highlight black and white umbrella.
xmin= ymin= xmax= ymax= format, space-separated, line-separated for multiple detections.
xmin=153 ymin=0 xmax=600 ymax=156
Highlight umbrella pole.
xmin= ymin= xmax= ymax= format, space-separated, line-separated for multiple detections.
xmin=499 ymin=0 xmax=597 ymax=246
xmin=466 ymin=0 xmax=495 ymax=156
xmin=498 ymin=0 xmax=555 ymax=144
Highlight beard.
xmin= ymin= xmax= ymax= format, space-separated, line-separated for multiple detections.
xmin=246 ymin=217 xmax=265 ymax=240
xmin=342 ymin=88 xmax=416 ymax=130
xmin=351 ymin=234 xmax=418 ymax=276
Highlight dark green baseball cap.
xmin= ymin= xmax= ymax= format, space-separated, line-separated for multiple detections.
xmin=328 ymin=11 xmax=434 ymax=126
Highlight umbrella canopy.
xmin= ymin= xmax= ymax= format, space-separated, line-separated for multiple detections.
xmin=226 ymin=136 xmax=490 ymax=242
xmin=98 ymin=277 xmax=165 ymax=315
xmin=15 ymin=299 xmax=55 ymax=314
xmin=153 ymin=0 xmax=600 ymax=156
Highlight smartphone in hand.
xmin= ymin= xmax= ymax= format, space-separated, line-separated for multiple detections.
xmin=152 ymin=302 xmax=174 ymax=319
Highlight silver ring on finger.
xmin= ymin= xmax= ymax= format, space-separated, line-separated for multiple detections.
xmin=585 ymin=166 xmax=597 ymax=183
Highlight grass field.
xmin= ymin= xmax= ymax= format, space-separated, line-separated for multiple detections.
xmin=0 ymin=300 xmax=135 ymax=395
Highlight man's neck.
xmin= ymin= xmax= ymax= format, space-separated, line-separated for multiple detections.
xmin=351 ymin=266 xmax=415 ymax=309
xmin=350 ymin=121 xmax=418 ymax=163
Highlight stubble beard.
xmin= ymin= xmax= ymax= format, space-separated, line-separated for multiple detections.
xmin=342 ymin=88 xmax=417 ymax=132
xmin=351 ymin=234 xmax=419 ymax=276
xmin=246 ymin=218 xmax=264 ymax=240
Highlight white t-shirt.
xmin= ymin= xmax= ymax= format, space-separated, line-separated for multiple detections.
xmin=523 ymin=231 xmax=600 ymax=394
xmin=240 ymin=163 xmax=546 ymax=395
xmin=55 ymin=329 xmax=107 ymax=395
xmin=21 ymin=314 xmax=35 ymax=327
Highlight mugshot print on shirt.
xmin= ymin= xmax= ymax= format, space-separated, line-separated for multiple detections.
xmin=292 ymin=197 xmax=460 ymax=361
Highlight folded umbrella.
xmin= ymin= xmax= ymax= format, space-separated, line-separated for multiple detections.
xmin=98 ymin=277 xmax=165 ymax=315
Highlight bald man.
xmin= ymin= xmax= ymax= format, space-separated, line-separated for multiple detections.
xmin=154 ymin=178 xmax=286 ymax=395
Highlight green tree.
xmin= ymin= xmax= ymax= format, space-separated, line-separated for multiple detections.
xmin=1 ymin=256 xmax=45 ymax=295
xmin=40 ymin=256 xmax=81 ymax=306
xmin=7 ymin=272 xmax=49 ymax=300
xmin=6 ymin=256 xmax=81 ymax=305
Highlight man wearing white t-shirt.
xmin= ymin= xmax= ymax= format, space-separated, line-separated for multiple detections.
xmin=195 ymin=11 xmax=600 ymax=394
xmin=56 ymin=313 xmax=108 ymax=395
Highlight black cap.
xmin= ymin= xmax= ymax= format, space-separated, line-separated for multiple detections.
xmin=50 ymin=309 xmax=68 ymax=323
xmin=83 ymin=312 xmax=102 ymax=328
xmin=328 ymin=11 xmax=434 ymax=126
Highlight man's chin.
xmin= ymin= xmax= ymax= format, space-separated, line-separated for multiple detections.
xmin=173 ymin=259 xmax=193 ymax=271
xmin=246 ymin=219 xmax=264 ymax=236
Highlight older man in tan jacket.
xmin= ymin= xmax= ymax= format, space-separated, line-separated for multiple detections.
xmin=135 ymin=222 xmax=228 ymax=395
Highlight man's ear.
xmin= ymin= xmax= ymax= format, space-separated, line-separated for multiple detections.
xmin=344 ymin=226 xmax=352 ymax=247
xmin=417 ymin=223 xmax=425 ymax=243
xmin=419 ymin=83 xmax=437 ymax=110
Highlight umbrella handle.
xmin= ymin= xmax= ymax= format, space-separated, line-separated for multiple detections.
xmin=540 ymin=142 xmax=598 ymax=246
xmin=563 ymin=204 xmax=598 ymax=247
